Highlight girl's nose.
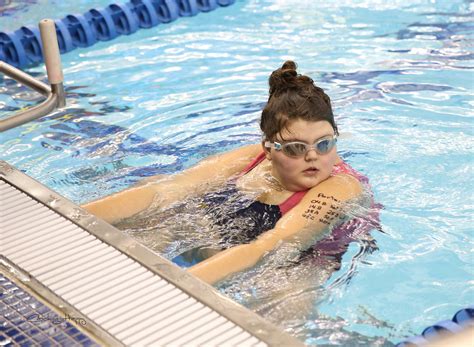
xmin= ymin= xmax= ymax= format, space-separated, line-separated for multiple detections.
xmin=304 ymin=147 xmax=319 ymax=160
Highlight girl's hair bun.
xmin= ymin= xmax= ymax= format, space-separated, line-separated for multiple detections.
xmin=261 ymin=61 xmax=337 ymax=140
xmin=281 ymin=60 xmax=297 ymax=71
xmin=269 ymin=60 xmax=299 ymax=96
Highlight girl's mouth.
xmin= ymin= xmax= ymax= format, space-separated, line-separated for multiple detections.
xmin=303 ymin=168 xmax=319 ymax=175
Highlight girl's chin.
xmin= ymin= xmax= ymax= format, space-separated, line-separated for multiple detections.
xmin=281 ymin=173 xmax=327 ymax=191
xmin=293 ymin=179 xmax=322 ymax=191
xmin=301 ymin=174 xmax=329 ymax=188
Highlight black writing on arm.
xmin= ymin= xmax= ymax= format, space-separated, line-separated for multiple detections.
xmin=301 ymin=193 xmax=341 ymax=225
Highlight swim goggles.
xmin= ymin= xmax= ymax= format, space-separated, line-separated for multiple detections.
xmin=264 ymin=134 xmax=337 ymax=157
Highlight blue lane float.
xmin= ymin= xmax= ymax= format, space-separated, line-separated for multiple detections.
xmin=0 ymin=0 xmax=236 ymax=68
xmin=396 ymin=306 xmax=474 ymax=346
xmin=54 ymin=19 xmax=75 ymax=54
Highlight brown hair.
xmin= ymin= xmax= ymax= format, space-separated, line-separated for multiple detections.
xmin=260 ymin=61 xmax=338 ymax=140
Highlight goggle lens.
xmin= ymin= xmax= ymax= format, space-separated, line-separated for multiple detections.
xmin=283 ymin=142 xmax=308 ymax=156
xmin=316 ymin=139 xmax=332 ymax=154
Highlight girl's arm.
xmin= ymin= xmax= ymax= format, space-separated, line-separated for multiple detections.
xmin=82 ymin=144 xmax=262 ymax=224
xmin=188 ymin=174 xmax=363 ymax=285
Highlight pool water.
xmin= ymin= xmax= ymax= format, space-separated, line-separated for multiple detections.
xmin=1 ymin=0 xmax=473 ymax=345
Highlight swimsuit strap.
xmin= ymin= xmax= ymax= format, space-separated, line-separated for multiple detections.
xmin=279 ymin=191 xmax=307 ymax=215
xmin=240 ymin=152 xmax=266 ymax=175
xmin=332 ymin=161 xmax=356 ymax=175
xmin=331 ymin=161 xmax=368 ymax=184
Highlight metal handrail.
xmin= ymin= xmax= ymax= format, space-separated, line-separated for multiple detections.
xmin=0 ymin=19 xmax=66 ymax=132
xmin=0 ymin=62 xmax=59 ymax=132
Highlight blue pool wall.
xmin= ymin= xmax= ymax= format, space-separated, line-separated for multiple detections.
xmin=0 ymin=0 xmax=236 ymax=69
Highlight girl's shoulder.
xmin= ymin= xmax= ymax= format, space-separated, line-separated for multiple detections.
xmin=196 ymin=144 xmax=263 ymax=179
xmin=304 ymin=168 xmax=364 ymax=204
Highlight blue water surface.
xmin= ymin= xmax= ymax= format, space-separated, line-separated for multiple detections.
xmin=1 ymin=0 xmax=473 ymax=345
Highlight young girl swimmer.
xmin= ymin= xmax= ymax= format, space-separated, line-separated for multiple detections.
xmin=83 ymin=61 xmax=372 ymax=285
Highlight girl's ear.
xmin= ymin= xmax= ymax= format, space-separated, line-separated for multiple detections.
xmin=262 ymin=141 xmax=272 ymax=161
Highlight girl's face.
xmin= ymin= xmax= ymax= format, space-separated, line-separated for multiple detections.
xmin=264 ymin=119 xmax=338 ymax=192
